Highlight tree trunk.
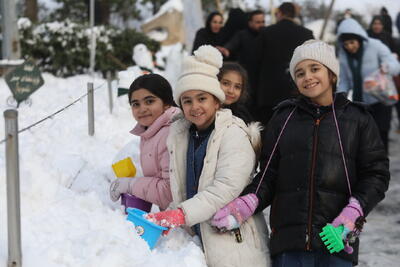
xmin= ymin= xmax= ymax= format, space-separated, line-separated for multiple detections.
xmin=99 ymin=0 xmax=110 ymax=25
xmin=25 ymin=0 xmax=38 ymax=23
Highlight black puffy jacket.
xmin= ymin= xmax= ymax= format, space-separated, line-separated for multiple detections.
xmin=243 ymin=93 xmax=390 ymax=265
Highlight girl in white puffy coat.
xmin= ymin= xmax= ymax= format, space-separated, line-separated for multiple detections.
xmin=146 ymin=45 xmax=270 ymax=267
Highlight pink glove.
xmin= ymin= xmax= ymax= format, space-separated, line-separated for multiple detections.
xmin=331 ymin=197 xmax=364 ymax=254
xmin=145 ymin=209 xmax=186 ymax=229
xmin=211 ymin=193 xmax=259 ymax=231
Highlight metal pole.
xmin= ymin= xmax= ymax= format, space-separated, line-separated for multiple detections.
xmin=88 ymin=83 xmax=95 ymax=136
xmin=270 ymin=0 xmax=275 ymax=24
xmin=319 ymin=0 xmax=336 ymax=40
xmin=89 ymin=0 xmax=96 ymax=75
xmin=106 ymin=71 xmax=113 ymax=114
xmin=4 ymin=109 xmax=22 ymax=267
xmin=1 ymin=0 xmax=21 ymax=59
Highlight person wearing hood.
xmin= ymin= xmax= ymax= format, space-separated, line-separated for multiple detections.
xmin=192 ymin=12 xmax=224 ymax=53
xmin=337 ymin=18 xmax=400 ymax=152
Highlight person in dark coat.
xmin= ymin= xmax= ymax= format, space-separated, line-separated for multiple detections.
xmin=367 ymin=16 xmax=396 ymax=52
xmin=192 ymin=12 xmax=223 ymax=53
xmin=217 ymin=8 xmax=248 ymax=50
xmin=218 ymin=10 xmax=265 ymax=100
xmin=211 ymin=40 xmax=390 ymax=267
xmin=380 ymin=7 xmax=393 ymax=35
xmin=252 ymin=2 xmax=314 ymax=126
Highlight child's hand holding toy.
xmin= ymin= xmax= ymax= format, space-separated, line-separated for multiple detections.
xmin=330 ymin=197 xmax=364 ymax=254
xmin=211 ymin=193 xmax=259 ymax=232
xmin=145 ymin=208 xmax=186 ymax=233
xmin=109 ymin=178 xmax=137 ymax=202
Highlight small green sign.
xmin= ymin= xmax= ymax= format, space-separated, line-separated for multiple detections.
xmin=5 ymin=59 xmax=44 ymax=106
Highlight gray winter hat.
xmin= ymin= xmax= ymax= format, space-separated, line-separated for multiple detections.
xmin=289 ymin=40 xmax=339 ymax=80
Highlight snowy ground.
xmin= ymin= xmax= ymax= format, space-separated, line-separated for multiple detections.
xmin=0 ymin=71 xmax=399 ymax=266
xmin=358 ymin=118 xmax=400 ymax=266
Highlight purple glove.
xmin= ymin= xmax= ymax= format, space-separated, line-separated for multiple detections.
xmin=331 ymin=197 xmax=364 ymax=254
xmin=211 ymin=193 xmax=259 ymax=231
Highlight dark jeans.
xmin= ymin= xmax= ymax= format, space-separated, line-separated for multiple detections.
xmin=272 ymin=252 xmax=352 ymax=267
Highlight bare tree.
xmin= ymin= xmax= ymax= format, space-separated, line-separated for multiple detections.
xmin=25 ymin=0 xmax=38 ymax=23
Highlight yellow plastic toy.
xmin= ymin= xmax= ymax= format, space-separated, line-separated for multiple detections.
xmin=112 ymin=157 xmax=137 ymax=178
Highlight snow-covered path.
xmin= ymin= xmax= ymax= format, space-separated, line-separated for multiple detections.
xmin=358 ymin=120 xmax=400 ymax=266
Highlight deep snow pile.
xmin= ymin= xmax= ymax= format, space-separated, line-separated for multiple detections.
xmin=0 ymin=73 xmax=206 ymax=267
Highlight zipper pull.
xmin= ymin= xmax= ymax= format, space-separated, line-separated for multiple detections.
xmin=195 ymin=131 xmax=199 ymax=138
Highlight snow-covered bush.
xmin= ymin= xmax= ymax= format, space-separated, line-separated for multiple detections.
xmin=18 ymin=18 xmax=160 ymax=77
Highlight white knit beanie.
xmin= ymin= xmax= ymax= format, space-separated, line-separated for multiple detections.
xmin=175 ymin=45 xmax=225 ymax=106
xmin=289 ymin=40 xmax=339 ymax=81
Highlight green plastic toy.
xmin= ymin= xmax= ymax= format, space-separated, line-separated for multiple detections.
xmin=319 ymin=224 xmax=345 ymax=254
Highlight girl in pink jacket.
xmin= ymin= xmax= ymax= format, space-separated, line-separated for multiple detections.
xmin=110 ymin=74 xmax=180 ymax=210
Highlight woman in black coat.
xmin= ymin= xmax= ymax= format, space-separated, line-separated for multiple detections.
xmin=192 ymin=11 xmax=223 ymax=53
xmin=367 ymin=15 xmax=396 ymax=52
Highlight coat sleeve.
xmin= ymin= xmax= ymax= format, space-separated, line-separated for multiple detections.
xmin=179 ymin=126 xmax=256 ymax=227
xmin=376 ymin=40 xmax=400 ymax=75
xmin=352 ymin=111 xmax=390 ymax=215
xmin=130 ymin=129 xmax=172 ymax=210
xmin=337 ymin=53 xmax=352 ymax=93
xmin=241 ymin=110 xmax=283 ymax=213
xmin=224 ymin=31 xmax=241 ymax=53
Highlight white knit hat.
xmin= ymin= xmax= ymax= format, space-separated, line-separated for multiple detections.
xmin=289 ymin=40 xmax=339 ymax=81
xmin=175 ymin=45 xmax=225 ymax=106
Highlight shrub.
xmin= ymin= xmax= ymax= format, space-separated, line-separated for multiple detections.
xmin=18 ymin=18 xmax=160 ymax=77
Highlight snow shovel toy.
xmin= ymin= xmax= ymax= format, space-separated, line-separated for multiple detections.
xmin=126 ymin=208 xmax=167 ymax=250
xmin=121 ymin=194 xmax=152 ymax=213
xmin=112 ymin=157 xmax=137 ymax=178
xmin=319 ymin=224 xmax=345 ymax=254
xmin=112 ymin=158 xmax=152 ymax=213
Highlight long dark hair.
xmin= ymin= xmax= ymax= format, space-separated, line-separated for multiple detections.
xmin=217 ymin=62 xmax=249 ymax=103
xmin=205 ymin=11 xmax=223 ymax=32
xmin=128 ymin=74 xmax=176 ymax=106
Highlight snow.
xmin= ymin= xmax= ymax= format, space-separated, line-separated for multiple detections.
xmin=0 ymin=73 xmax=206 ymax=267
xmin=2 ymin=0 xmax=400 ymax=265
xmin=1 ymin=69 xmax=399 ymax=266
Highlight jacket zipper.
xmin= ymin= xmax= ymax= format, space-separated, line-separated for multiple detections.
xmin=306 ymin=113 xmax=326 ymax=250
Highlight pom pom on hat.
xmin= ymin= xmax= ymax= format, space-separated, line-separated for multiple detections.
xmin=193 ymin=45 xmax=223 ymax=69
xmin=175 ymin=45 xmax=225 ymax=106
xmin=289 ymin=40 xmax=339 ymax=81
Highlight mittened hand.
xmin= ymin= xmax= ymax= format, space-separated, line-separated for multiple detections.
xmin=145 ymin=209 xmax=186 ymax=228
xmin=109 ymin=178 xmax=135 ymax=202
xmin=331 ymin=197 xmax=364 ymax=234
xmin=211 ymin=193 xmax=259 ymax=231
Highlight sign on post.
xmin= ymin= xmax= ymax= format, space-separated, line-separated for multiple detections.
xmin=5 ymin=59 xmax=44 ymax=107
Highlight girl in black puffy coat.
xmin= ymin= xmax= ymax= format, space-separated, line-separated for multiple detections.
xmin=210 ymin=40 xmax=390 ymax=266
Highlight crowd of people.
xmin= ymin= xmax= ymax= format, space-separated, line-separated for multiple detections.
xmin=108 ymin=2 xmax=398 ymax=267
